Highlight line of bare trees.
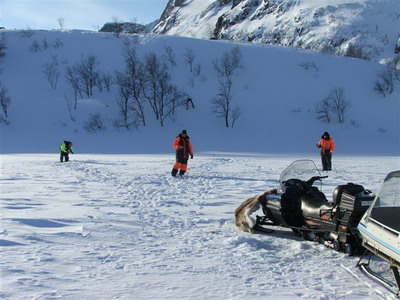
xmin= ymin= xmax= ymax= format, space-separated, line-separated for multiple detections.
xmin=114 ymin=40 xmax=186 ymax=128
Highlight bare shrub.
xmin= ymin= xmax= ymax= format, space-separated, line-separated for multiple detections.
xmin=163 ymin=46 xmax=177 ymax=67
xmin=66 ymin=54 xmax=101 ymax=99
xmin=315 ymin=98 xmax=332 ymax=123
xmin=20 ymin=28 xmax=34 ymax=38
xmin=142 ymin=52 xmax=185 ymax=126
xmin=0 ymin=82 xmax=11 ymax=123
xmin=212 ymin=46 xmax=243 ymax=80
xmin=42 ymin=60 xmax=60 ymax=89
xmin=374 ymin=68 xmax=394 ymax=97
xmin=316 ymin=87 xmax=350 ymax=123
xmin=30 ymin=40 xmax=41 ymax=52
xmin=84 ymin=113 xmax=106 ymax=133
xmin=184 ymin=48 xmax=196 ymax=72
xmin=210 ymin=47 xmax=243 ymax=127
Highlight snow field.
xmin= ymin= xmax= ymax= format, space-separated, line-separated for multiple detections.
xmin=1 ymin=153 xmax=399 ymax=299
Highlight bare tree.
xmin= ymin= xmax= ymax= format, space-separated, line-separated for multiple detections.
xmin=102 ymin=71 xmax=113 ymax=91
xmin=317 ymin=87 xmax=350 ymax=123
xmin=123 ymin=43 xmax=146 ymax=126
xmin=385 ymin=56 xmax=400 ymax=83
xmin=0 ymin=33 xmax=6 ymax=75
xmin=65 ymin=66 xmax=83 ymax=109
xmin=345 ymin=44 xmax=364 ymax=59
xmin=0 ymin=33 xmax=6 ymax=60
xmin=66 ymin=54 xmax=100 ymax=98
xmin=212 ymin=46 xmax=243 ymax=80
xmin=374 ymin=68 xmax=394 ymax=96
xmin=210 ymin=47 xmax=243 ymax=127
xmin=57 ymin=17 xmax=65 ymax=30
xmin=184 ymin=48 xmax=196 ymax=72
xmin=231 ymin=105 xmax=241 ymax=128
xmin=30 ymin=40 xmax=41 ymax=52
xmin=42 ymin=60 xmax=60 ymax=89
xmin=111 ymin=16 xmax=123 ymax=38
xmin=0 ymin=82 xmax=11 ymax=123
xmin=64 ymin=93 xmax=76 ymax=121
xmin=0 ymin=35 xmax=9 ymax=123
xmin=20 ymin=27 xmax=34 ymax=38
xmin=211 ymin=79 xmax=234 ymax=127
xmin=315 ymin=98 xmax=332 ymax=123
xmin=42 ymin=37 xmax=48 ymax=50
xmin=114 ymin=71 xmax=138 ymax=129
xmin=143 ymin=52 xmax=185 ymax=126
xmin=163 ymin=45 xmax=177 ymax=67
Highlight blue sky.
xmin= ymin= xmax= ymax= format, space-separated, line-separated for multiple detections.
xmin=0 ymin=0 xmax=168 ymax=30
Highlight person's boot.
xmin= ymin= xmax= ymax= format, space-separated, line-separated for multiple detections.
xmin=179 ymin=170 xmax=186 ymax=176
xmin=171 ymin=169 xmax=178 ymax=177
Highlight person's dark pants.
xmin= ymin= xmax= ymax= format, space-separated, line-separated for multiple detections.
xmin=171 ymin=156 xmax=188 ymax=176
xmin=60 ymin=151 xmax=69 ymax=162
xmin=321 ymin=150 xmax=332 ymax=171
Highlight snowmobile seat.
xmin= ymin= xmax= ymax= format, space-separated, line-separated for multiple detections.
xmin=332 ymin=183 xmax=364 ymax=206
xmin=301 ymin=195 xmax=333 ymax=219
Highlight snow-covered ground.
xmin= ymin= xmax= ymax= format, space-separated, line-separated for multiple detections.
xmin=1 ymin=153 xmax=399 ymax=299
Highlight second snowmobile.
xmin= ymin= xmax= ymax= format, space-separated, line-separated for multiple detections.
xmin=357 ymin=170 xmax=400 ymax=295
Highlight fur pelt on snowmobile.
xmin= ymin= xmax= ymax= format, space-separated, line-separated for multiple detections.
xmin=235 ymin=189 xmax=277 ymax=233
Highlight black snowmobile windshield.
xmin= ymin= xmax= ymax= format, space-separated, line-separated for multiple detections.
xmin=279 ymin=160 xmax=322 ymax=190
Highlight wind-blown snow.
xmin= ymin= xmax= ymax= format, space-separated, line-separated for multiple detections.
xmin=1 ymin=153 xmax=399 ymax=299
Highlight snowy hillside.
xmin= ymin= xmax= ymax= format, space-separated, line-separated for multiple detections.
xmin=0 ymin=30 xmax=399 ymax=155
xmin=153 ymin=0 xmax=400 ymax=62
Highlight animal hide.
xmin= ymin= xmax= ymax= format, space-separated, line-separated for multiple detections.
xmin=235 ymin=189 xmax=277 ymax=233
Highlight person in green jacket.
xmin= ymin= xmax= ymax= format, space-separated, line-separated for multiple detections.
xmin=60 ymin=141 xmax=74 ymax=162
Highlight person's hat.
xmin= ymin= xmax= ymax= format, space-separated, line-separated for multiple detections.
xmin=182 ymin=130 xmax=187 ymax=134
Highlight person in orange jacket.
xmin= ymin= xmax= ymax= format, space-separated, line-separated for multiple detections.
xmin=316 ymin=132 xmax=335 ymax=171
xmin=171 ymin=129 xmax=194 ymax=177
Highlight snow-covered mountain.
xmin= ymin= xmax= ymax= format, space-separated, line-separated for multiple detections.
xmin=153 ymin=0 xmax=400 ymax=62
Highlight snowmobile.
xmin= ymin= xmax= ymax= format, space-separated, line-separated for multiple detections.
xmin=357 ymin=170 xmax=400 ymax=296
xmin=235 ymin=160 xmax=375 ymax=255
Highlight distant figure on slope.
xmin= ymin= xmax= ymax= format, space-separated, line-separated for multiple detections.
xmin=186 ymin=97 xmax=195 ymax=110
xmin=171 ymin=130 xmax=194 ymax=177
xmin=60 ymin=141 xmax=74 ymax=162
xmin=316 ymin=132 xmax=335 ymax=171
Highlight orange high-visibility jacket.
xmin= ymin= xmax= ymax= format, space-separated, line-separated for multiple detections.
xmin=317 ymin=138 xmax=335 ymax=152
xmin=173 ymin=135 xmax=194 ymax=159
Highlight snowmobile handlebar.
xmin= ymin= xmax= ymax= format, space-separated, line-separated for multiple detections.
xmin=305 ymin=175 xmax=328 ymax=187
